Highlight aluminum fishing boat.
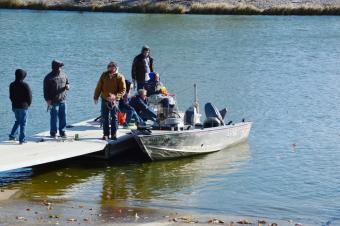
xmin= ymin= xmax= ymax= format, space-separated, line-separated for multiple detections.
xmin=105 ymin=84 xmax=252 ymax=161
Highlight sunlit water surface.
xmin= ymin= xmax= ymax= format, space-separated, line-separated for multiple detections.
xmin=1 ymin=10 xmax=340 ymax=225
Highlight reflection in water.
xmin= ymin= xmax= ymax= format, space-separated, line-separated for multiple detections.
xmin=0 ymin=143 xmax=249 ymax=209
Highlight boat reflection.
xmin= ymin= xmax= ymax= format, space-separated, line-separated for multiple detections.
xmin=0 ymin=143 xmax=250 ymax=207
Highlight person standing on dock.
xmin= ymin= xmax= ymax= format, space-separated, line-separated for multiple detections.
xmin=9 ymin=69 xmax=32 ymax=144
xmin=131 ymin=45 xmax=154 ymax=90
xmin=43 ymin=60 xmax=70 ymax=138
xmin=94 ymin=61 xmax=126 ymax=141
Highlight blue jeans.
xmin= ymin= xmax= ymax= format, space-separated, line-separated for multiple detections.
xmin=137 ymin=82 xmax=145 ymax=90
xmin=139 ymin=107 xmax=157 ymax=122
xmin=9 ymin=108 xmax=28 ymax=143
xmin=120 ymin=106 xmax=144 ymax=126
xmin=50 ymin=102 xmax=67 ymax=135
xmin=101 ymin=99 xmax=118 ymax=136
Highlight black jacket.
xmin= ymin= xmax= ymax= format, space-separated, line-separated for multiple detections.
xmin=131 ymin=54 xmax=154 ymax=83
xmin=9 ymin=69 xmax=32 ymax=109
xmin=43 ymin=69 xmax=69 ymax=103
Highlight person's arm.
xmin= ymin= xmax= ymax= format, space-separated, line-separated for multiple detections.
xmin=43 ymin=77 xmax=51 ymax=102
xmin=94 ymin=74 xmax=103 ymax=101
xmin=25 ymin=83 xmax=32 ymax=107
xmin=137 ymin=98 xmax=148 ymax=111
xmin=150 ymin=57 xmax=154 ymax=72
xmin=9 ymin=84 xmax=14 ymax=102
xmin=131 ymin=57 xmax=137 ymax=87
xmin=116 ymin=75 xmax=126 ymax=100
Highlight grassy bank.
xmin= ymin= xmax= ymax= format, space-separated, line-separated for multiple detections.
xmin=1 ymin=0 xmax=340 ymax=15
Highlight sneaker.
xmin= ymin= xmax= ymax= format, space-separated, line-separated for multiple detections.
xmin=60 ymin=132 xmax=67 ymax=138
xmin=102 ymin=136 xmax=109 ymax=141
xmin=50 ymin=133 xmax=57 ymax=138
xmin=9 ymin=136 xmax=16 ymax=141
xmin=19 ymin=141 xmax=27 ymax=145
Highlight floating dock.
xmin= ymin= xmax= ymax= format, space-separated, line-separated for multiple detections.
xmin=0 ymin=119 xmax=130 ymax=172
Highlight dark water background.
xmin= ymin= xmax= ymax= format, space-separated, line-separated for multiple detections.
xmin=1 ymin=10 xmax=340 ymax=225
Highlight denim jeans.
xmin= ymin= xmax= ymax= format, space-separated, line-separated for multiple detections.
xmin=50 ymin=102 xmax=66 ymax=135
xmin=101 ymin=99 xmax=118 ymax=136
xmin=120 ymin=106 xmax=144 ymax=126
xmin=9 ymin=108 xmax=28 ymax=143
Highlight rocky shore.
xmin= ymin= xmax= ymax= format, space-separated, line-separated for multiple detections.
xmin=1 ymin=0 xmax=340 ymax=14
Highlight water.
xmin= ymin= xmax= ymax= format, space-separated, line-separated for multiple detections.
xmin=1 ymin=10 xmax=340 ymax=225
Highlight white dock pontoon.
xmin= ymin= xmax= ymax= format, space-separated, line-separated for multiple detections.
xmin=0 ymin=119 xmax=129 ymax=173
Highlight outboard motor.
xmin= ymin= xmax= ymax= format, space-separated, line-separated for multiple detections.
xmin=184 ymin=105 xmax=200 ymax=125
xmin=203 ymin=103 xmax=227 ymax=128
xmin=203 ymin=117 xmax=221 ymax=128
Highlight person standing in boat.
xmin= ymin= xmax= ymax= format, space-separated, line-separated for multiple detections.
xmin=9 ymin=69 xmax=32 ymax=144
xmin=43 ymin=60 xmax=70 ymax=138
xmin=131 ymin=45 xmax=154 ymax=90
xmin=130 ymin=89 xmax=157 ymax=122
xmin=94 ymin=61 xmax=126 ymax=140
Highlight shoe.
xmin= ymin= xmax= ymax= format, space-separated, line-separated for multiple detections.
xmin=9 ymin=136 xmax=16 ymax=141
xmin=110 ymin=136 xmax=117 ymax=141
xmin=102 ymin=136 xmax=109 ymax=141
xmin=50 ymin=133 xmax=57 ymax=138
xmin=60 ymin=132 xmax=67 ymax=138
xmin=19 ymin=141 xmax=27 ymax=145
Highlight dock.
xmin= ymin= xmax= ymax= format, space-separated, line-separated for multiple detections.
xmin=0 ymin=119 xmax=130 ymax=172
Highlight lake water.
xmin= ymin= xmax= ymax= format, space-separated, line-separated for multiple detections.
xmin=1 ymin=9 xmax=340 ymax=225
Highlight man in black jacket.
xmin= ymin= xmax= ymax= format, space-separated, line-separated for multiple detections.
xmin=131 ymin=45 xmax=154 ymax=90
xmin=9 ymin=69 xmax=32 ymax=144
xmin=43 ymin=60 xmax=70 ymax=138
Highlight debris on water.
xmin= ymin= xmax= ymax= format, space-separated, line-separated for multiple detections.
xmin=291 ymin=143 xmax=297 ymax=150
xmin=208 ymin=218 xmax=224 ymax=224
xmin=295 ymin=223 xmax=303 ymax=226
xmin=171 ymin=216 xmax=199 ymax=224
xmin=49 ymin=215 xmax=60 ymax=219
xmin=135 ymin=213 xmax=140 ymax=219
xmin=271 ymin=223 xmax=278 ymax=226
xmin=258 ymin=219 xmax=267 ymax=224
xmin=237 ymin=219 xmax=252 ymax=224
xmin=15 ymin=216 xmax=27 ymax=221
xmin=26 ymin=208 xmax=31 ymax=211
xmin=83 ymin=218 xmax=89 ymax=222
xmin=67 ymin=218 xmax=77 ymax=222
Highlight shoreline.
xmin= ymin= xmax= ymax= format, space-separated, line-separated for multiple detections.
xmin=1 ymin=0 xmax=340 ymax=15
xmin=0 ymin=191 xmax=310 ymax=226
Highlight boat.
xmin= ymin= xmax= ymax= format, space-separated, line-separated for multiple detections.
xmin=105 ymin=84 xmax=252 ymax=161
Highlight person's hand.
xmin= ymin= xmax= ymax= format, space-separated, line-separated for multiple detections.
xmin=46 ymin=100 xmax=52 ymax=106
xmin=65 ymin=84 xmax=70 ymax=90
xmin=94 ymin=99 xmax=98 ymax=105
xmin=108 ymin=93 xmax=116 ymax=102
xmin=132 ymin=79 xmax=136 ymax=90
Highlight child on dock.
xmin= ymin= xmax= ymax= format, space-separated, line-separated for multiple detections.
xmin=9 ymin=69 xmax=32 ymax=144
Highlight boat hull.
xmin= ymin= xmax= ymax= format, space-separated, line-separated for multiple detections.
xmin=106 ymin=122 xmax=251 ymax=161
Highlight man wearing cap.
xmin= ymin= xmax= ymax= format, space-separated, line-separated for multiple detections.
xmin=131 ymin=45 xmax=154 ymax=90
xmin=44 ymin=60 xmax=70 ymax=138
xmin=94 ymin=61 xmax=126 ymax=140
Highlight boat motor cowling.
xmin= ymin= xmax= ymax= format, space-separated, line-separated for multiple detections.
xmin=203 ymin=117 xmax=222 ymax=128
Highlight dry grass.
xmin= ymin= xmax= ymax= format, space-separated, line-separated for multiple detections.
xmin=262 ymin=4 xmax=340 ymax=15
xmin=189 ymin=2 xmax=261 ymax=15
xmin=1 ymin=0 xmax=340 ymax=15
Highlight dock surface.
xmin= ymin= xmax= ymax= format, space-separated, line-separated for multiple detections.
xmin=0 ymin=119 xmax=129 ymax=172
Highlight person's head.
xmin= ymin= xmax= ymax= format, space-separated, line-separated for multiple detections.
xmin=51 ymin=60 xmax=64 ymax=73
xmin=141 ymin=45 xmax=150 ymax=57
xmin=138 ymin=89 xmax=147 ymax=100
xmin=107 ymin=61 xmax=118 ymax=74
xmin=15 ymin=69 xmax=27 ymax=81
xmin=155 ymin=73 xmax=160 ymax=82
